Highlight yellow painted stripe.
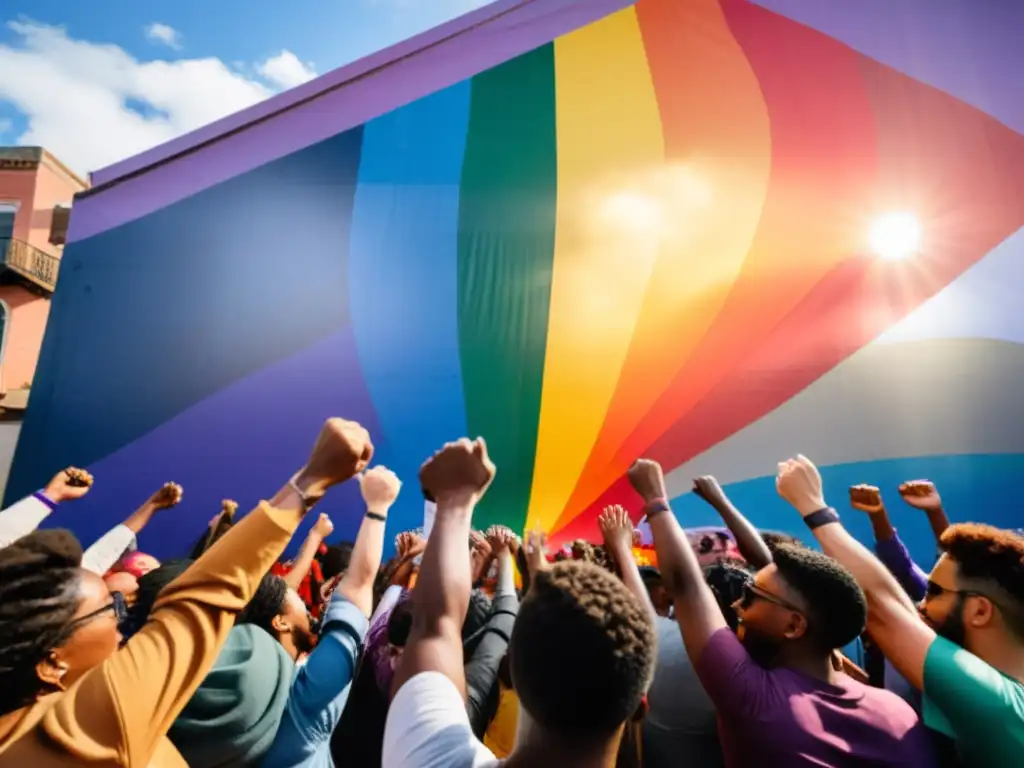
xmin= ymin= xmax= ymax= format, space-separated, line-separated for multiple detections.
xmin=525 ymin=7 xmax=665 ymax=533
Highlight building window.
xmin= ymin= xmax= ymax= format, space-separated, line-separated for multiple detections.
xmin=0 ymin=203 xmax=16 ymax=243
xmin=49 ymin=205 xmax=71 ymax=246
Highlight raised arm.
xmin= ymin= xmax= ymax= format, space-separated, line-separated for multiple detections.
xmin=776 ymin=456 xmax=936 ymax=689
xmin=283 ymin=512 xmax=334 ymax=591
xmin=334 ymin=466 xmax=401 ymax=617
xmin=600 ymin=505 xmax=658 ymax=622
xmin=898 ymin=480 xmax=950 ymax=545
xmin=466 ymin=526 xmax=520 ymax=735
xmin=0 ymin=467 xmax=92 ymax=548
xmin=81 ymin=482 xmax=183 ymax=575
xmin=45 ymin=418 xmax=373 ymax=767
xmin=628 ymin=460 xmax=728 ymax=662
xmin=392 ymin=438 xmax=496 ymax=699
xmin=849 ymin=484 xmax=928 ymax=601
xmin=693 ymin=475 xmax=773 ymax=569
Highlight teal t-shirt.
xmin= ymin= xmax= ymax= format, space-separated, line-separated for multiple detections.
xmin=922 ymin=635 xmax=1024 ymax=766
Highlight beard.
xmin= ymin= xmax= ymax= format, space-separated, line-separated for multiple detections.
xmin=931 ymin=600 xmax=967 ymax=647
xmin=739 ymin=624 xmax=784 ymax=667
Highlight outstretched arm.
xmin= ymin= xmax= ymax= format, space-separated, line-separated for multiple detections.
xmin=849 ymin=484 xmax=928 ymax=601
xmin=393 ymin=438 xmax=496 ymax=699
xmin=629 ymin=461 xmax=728 ymax=662
xmin=899 ymin=480 xmax=950 ymax=545
xmin=82 ymin=482 xmax=183 ymax=574
xmin=600 ymin=505 xmax=657 ymax=622
xmin=777 ymin=456 xmax=935 ymax=690
xmin=693 ymin=476 xmax=773 ymax=569
xmin=335 ymin=466 xmax=400 ymax=617
xmin=0 ymin=467 xmax=93 ymax=549
xmin=284 ymin=513 xmax=334 ymax=592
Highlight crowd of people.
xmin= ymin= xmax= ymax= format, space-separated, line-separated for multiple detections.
xmin=0 ymin=417 xmax=1021 ymax=767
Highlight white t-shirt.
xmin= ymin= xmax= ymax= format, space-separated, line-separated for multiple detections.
xmin=383 ymin=671 xmax=500 ymax=768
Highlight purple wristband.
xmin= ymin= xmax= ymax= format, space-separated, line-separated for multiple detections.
xmin=33 ymin=491 xmax=58 ymax=510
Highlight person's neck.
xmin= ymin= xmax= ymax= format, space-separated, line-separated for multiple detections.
xmin=504 ymin=721 xmax=620 ymax=768
xmin=278 ymin=633 xmax=300 ymax=662
xmin=778 ymin=649 xmax=841 ymax=685
xmin=970 ymin=635 xmax=1024 ymax=684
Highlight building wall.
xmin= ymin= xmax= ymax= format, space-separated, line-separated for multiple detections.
xmin=0 ymin=168 xmax=37 ymax=242
xmin=0 ymin=421 xmax=21 ymax=502
xmin=0 ymin=286 xmax=51 ymax=391
xmin=29 ymin=155 xmax=84 ymax=256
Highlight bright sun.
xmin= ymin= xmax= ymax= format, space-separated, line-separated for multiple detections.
xmin=869 ymin=212 xmax=921 ymax=261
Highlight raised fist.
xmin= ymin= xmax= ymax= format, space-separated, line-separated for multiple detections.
xmin=849 ymin=485 xmax=884 ymax=515
xmin=486 ymin=525 xmax=519 ymax=554
xmin=313 ymin=513 xmax=334 ymax=539
xmin=221 ymin=499 xmax=238 ymax=518
xmin=627 ymin=459 xmax=667 ymax=503
xmin=300 ymin=418 xmax=374 ymax=498
xmin=523 ymin=528 xmax=551 ymax=577
xmin=44 ymin=467 xmax=94 ymax=503
xmin=419 ymin=437 xmax=495 ymax=506
xmin=599 ymin=505 xmax=635 ymax=556
xmin=150 ymin=482 xmax=183 ymax=510
xmin=692 ymin=475 xmax=726 ymax=506
xmin=359 ymin=466 xmax=401 ymax=514
xmin=395 ymin=530 xmax=426 ymax=560
xmin=898 ymin=480 xmax=943 ymax=513
xmin=776 ymin=455 xmax=826 ymax=517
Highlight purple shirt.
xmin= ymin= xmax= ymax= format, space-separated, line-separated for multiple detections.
xmin=694 ymin=629 xmax=937 ymax=767
xmin=875 ymin=530 xmax=929 ymax=602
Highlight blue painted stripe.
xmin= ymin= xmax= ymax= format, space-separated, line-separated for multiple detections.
xmin=669 ymin=453 xmax=1024 ymax=569
xmin=348 ymin=80 xmax=472 ymax=535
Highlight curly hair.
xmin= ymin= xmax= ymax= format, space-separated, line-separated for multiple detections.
xmin=761 ymin=531 xmax=805 ymax=551
xmin=703 ymin=559 xmax=754 ymax=632
xmin=772 ymin=543 xmax=867 ymax=651
xmin=941 ymin=524 xmax=1024 ymax=635
xmin=237 ymin=573 xmax=289 ymax=637
xmin=509 ymin=560 xmax=656 ymax=740
xmin=0 ymin=529 xmax=84 ymax=715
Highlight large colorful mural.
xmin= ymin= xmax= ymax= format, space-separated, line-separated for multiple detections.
xmin=9 ymin=0 xmax=1024 ymax=563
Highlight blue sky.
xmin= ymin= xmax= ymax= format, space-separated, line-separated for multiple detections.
xmin=0 ymin=0 xmax=490 ymax=175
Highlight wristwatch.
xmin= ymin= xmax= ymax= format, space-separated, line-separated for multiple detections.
xmin=803 ymin=506 xmax=840 ymax=530
xmin=289 ymin=472 xmax=325 ymax=512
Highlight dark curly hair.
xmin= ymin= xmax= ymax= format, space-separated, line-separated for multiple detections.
xmin=941 ymin=524 xmax=1024 ymax=636
xmin=238 ymin=573 xmax=289 ymax=637
xmin=761 ymin=531 xmax=805 ymax=551
xmin=0 ymin=529 xmax=84 ymax=715
xmin=509 ymin=560 xmax=656 ymax=740
xmin=704 ymin=559 xmax=754 ymax=632
xmin=772 ymin=543 xmax=867 ymax=651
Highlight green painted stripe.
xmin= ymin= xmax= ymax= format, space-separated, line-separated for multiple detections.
xmin=457 ymin=44 xmax=558 ymax=533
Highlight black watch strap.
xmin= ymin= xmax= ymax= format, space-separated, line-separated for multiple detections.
xmin=803 ymin=506 xmax=840 ymax=530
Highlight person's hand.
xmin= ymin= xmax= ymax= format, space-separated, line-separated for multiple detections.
xmin=419 ymin=437 xmax=495 ymax=508
xmin=44 ymin=467 xmax=94 ymax=503
xmin=627 ymin=459 xmax=667 ymax=503
xmin=221 ymin=499 xmax=238 ymax=518
xmin=297 ymin=418 xmax=374 ymax=499
xmin=776 ymin=455 xmax=826 ymax=517
xmin=692 ymin=475 xmax=726 ymax=507
xmin=395 ymin=531 xmax=427 ymax=560
xmin=524 ymin=529 xmax=551 ymax=577
xmin=598 ymin=505 xmax=635 ymax=560
xmin=486 ymin=525 xmax=519 ymax=555
xmin=149 ymin=482 xmax=183 ymax=510
xmin=312 ymin=513 xmax=334 ymax=539
xmin=898 ymin=480 xmax=943 ymax=513
xmin=849 ymin=484 xmax=884 ymax=515
xmin=470 ymin=531 xmax=493 ymax=582
xmin=359 ymin=466 xmax=401 ymax=515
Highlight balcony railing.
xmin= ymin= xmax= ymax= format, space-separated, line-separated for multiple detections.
xmin=0 ymin=237 xmax=60 ymax=293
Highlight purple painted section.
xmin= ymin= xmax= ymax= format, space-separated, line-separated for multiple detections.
xmin=71 ymin=0 xmax=634 ymax=244
xmin=40 ymin=326 xmax=383 ymax=560
xmin=752 ymin=0 xmax=1024 ymax=134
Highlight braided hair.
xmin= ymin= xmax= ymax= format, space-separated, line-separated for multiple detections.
xmin=0 ymin=530 xmax=84 ymax=715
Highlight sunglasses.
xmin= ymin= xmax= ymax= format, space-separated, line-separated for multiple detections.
xmin=925 ymin=580 xmax=995 ymax=604
xmin=56 ymin=591 xmax=128 ymax=645
xmin=740 ymin=583 xmax=803 ymax=613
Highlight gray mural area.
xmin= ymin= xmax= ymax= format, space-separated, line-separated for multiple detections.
xmin=664 ymin=338 xmax=1024 ymax=496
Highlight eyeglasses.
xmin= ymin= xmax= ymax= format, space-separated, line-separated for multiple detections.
xmin=925 ymin=580 xmax=988 ymax=602
xmin=55 ymin=591 xmax=128 ymax=645
xmin=740 ymin=583 xmax=803 ymax=613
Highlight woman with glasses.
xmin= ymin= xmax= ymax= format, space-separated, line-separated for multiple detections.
xmin=0 ymin=417 xmax=373 ymax=767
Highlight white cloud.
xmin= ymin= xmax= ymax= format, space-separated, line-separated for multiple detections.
xmin=257 ymin=50 xmax=317 ymax=89
xmin=0 ymin=118 xmax=11 ymax=137
xmin=145 ymin=22 xmax=182 ymax=50
xmin=0 ymin=21 xmax=317 ymax=177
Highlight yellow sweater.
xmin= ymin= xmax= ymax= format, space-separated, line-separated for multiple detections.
xmin=0 ymin=502 xmax=300 ymax=767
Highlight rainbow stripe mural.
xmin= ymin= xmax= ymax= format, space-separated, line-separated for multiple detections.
xmin=10 ymin=0 xmax=1024 ymax=565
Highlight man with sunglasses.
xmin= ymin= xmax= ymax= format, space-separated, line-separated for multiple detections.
xmin=629 ymin=459 xmax=935 ymax=767
xmin=777 ymin=455 xmax=1024 ymax=767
